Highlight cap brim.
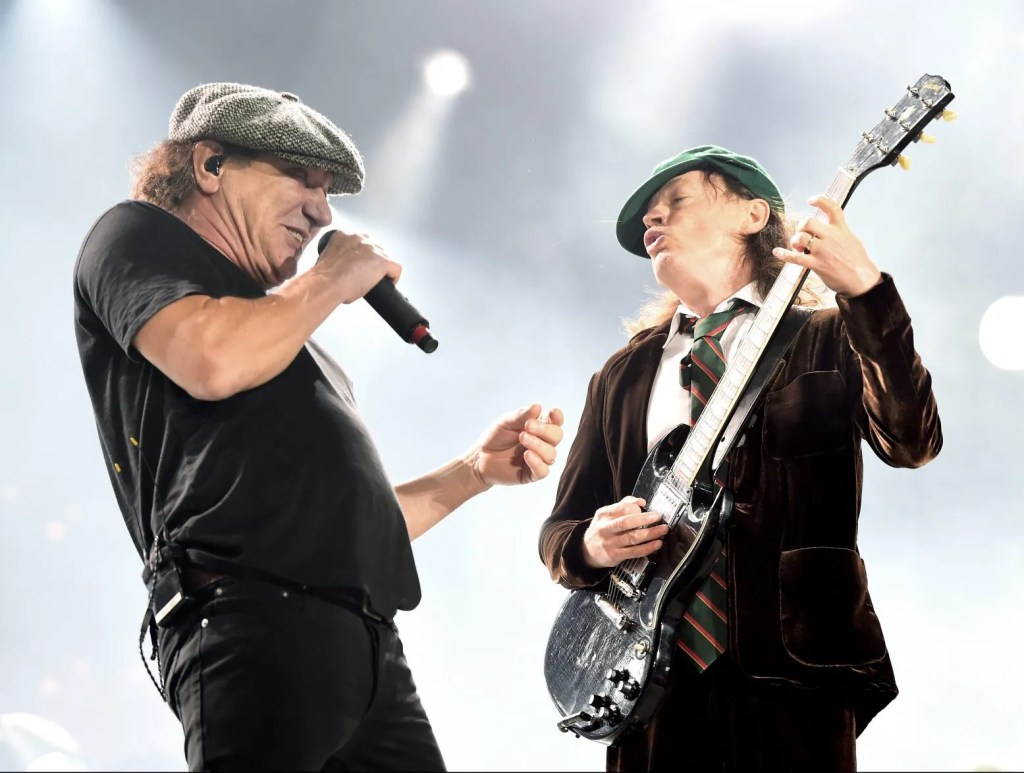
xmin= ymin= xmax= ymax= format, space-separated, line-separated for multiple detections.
xmin=615 ymin=157 xmax=782 ymax=258
xmin=273 ymin=151 xmax=363 ymax=196
xmin=615 ymin=160 xmax=708 ymax=258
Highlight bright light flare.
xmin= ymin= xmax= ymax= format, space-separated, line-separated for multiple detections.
xmin=978 ymin=295 xmax=1024 ymax=371
xmin=422 ymin=49 xmax=471 ymax=97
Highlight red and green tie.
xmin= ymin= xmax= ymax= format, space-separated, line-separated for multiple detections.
xmin=676 ymin=299 xmax=752 ymax=671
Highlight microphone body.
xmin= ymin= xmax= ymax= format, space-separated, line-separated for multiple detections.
xmin=317 ymin=231 xmax=438 ymax=353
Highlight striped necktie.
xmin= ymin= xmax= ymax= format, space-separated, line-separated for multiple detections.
xmin=676 ymin=299 xmax=752 ymax=671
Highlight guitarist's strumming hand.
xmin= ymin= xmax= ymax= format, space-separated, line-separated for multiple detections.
xmin=772 ymin=195 xmax=883 ymax=298
xmin=581 ymin=496 xmax=669 ymax=569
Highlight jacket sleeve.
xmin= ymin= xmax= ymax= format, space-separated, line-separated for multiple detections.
xmin=538 ymin=370 xmax=615 ymax=589
xmin=836 ymin=273 xmax=943 ymax=468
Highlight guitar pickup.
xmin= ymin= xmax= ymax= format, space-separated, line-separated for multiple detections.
xmin=595 ymin=594 xmax=634 ymax=631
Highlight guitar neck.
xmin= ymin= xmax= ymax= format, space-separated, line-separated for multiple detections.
xmin=668 ymin=168 xmax=858 ymax=489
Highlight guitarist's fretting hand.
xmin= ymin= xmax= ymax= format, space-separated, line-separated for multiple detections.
xmin=581 ymin=496 xmax=669 ymax=569
xmin=772 ymin=195 xmax=883 ymax=298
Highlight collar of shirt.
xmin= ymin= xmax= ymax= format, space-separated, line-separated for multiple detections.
xmin=662 ymin=281 xmax=765 ymax=350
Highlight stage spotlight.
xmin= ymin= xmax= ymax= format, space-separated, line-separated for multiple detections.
xmin=422 ymin=49 xmax=471 ymax=97
xmin=364 ymin=52 xmax=468 ymax=227
xmin=979 ymin=295 xmax=1024 ymax=371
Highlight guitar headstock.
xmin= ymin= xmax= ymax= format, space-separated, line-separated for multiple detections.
xmin=843 ymin=73 xmax=955 ymax=184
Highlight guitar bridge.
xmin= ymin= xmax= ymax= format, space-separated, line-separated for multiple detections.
xmin=609 ymin=572 xmax=638 ymax=598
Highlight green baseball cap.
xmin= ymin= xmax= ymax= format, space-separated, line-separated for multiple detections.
xmin=616 ymin=144 xmax=784 ymax=257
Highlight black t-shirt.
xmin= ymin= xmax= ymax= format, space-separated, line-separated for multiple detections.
xmin=73 ymin=200 xmax=420 ymax=618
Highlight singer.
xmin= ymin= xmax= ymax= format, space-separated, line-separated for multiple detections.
xmin=72 ymin=82 xmax=564 ymax=772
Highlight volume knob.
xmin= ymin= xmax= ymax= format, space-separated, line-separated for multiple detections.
xmin=596 ymin=704 xmax=624 ymax=725
xmin=619 ymin=678 xmax=641 ymax=700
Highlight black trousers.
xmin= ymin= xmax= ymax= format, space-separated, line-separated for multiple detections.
xmin=156 ymin=577 xmax=445 ymax=772
xmin=608 ymin=655 xmax=857 ymax=773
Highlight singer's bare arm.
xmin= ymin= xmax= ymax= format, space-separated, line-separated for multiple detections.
xmin=134 ymin=235 xmax=400 ymax=401
xmin=395 ymin=405 xmax=565 ymax=540
xmin=395 ymin=456 xmax=492 ymax=541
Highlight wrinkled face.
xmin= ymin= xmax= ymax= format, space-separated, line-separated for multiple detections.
xmin=641 ymin=171 xmax=756 ymax=289
xmin=220 ymin=154 xmax=334 ymax=288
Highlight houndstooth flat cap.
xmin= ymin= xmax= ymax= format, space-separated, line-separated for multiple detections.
xmin=168 ymin=82 xmax=364 ymax=195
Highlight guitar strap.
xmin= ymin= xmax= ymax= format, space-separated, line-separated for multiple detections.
xmin=707 ymin=305 xmax=814 ymax=480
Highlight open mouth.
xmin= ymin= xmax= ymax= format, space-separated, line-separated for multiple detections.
xmin=285 ymin=226 xmax=307 ymax=248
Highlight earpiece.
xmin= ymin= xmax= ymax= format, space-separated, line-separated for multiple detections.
xmin=204 ymin=155 xmax=225 ymax=175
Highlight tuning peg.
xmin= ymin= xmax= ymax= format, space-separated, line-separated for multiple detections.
xmin=897 ymin=155 xmax=911 ymax=171
xmin=941 ymin=109 xmax=958 ymax=122
xmin=917 ymin=132 xmax=937 ymax=144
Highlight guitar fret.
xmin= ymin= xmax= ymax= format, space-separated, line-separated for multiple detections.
xmin=711 ymin=393 xmax=731 ymax=413
xmin=674 ymin=452 xmax=697 ymax=481
xmin=666 ymin=471 xmax=687 ymax=493
xmin=733 ymin=349 xmax=753 ymax=367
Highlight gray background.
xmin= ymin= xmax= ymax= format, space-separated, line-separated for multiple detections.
xmin=1 ymin=0 xmax=1021 ymax=770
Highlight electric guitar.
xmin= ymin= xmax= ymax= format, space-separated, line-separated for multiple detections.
xmin=543 ymin=73 xmax=955 ymax=745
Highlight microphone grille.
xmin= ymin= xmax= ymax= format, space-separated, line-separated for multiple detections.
xmin=316 ymin=230 xmax=335 ymax=254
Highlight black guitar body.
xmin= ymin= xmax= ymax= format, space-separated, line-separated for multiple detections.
xmin=543 ymin=424 xmax=733 ymax=744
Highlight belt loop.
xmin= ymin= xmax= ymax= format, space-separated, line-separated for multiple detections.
xmin=361 ymin=595 xmax=386 ymax=624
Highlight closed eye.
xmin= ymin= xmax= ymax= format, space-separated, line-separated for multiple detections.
xmin=288 ymin=166 xmax=329 ymax=198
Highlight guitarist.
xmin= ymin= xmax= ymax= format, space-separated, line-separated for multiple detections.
xmin=539 ymin=145 xmax=942 ymax=772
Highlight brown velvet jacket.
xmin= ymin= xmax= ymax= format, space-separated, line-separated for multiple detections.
xmin=538 ymin=274 xmax=942 ymax=733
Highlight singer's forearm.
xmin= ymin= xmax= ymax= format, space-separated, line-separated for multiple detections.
xmin=395 ymin=455 xmax=491 ymax=541
xmin=132 ymin=264 xmax=349 ymax=401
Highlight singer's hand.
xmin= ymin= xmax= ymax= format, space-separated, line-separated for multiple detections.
xmin=467 ymin=404 xmax=565 ymax=487
xmin=315 ymin=230 xmax=403 ymax=304
xmin=395 ymin=404 xmax=565 ymax=541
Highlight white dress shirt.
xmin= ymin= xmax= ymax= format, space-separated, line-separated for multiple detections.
xmin=645 ymin=282 xmax=766 ymax=454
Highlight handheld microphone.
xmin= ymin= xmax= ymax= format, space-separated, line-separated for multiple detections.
xmin=316 ymin=231 xmax=438 ymax=354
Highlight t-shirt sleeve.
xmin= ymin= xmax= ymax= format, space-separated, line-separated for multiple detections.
xmin=75 ymin=202 xmax=227 ymax=359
